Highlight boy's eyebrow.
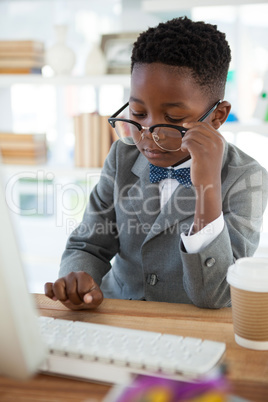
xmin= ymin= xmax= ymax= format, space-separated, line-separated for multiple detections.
xmin=161 ymin=102 xmax=190 ymax=109
xmin=129 ymin=96 xmax=145 ymax=105
xmin=129 ymin=97 xmax=190 ymax=109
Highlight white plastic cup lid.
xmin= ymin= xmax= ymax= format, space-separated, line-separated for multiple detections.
xmin=227 ymin=257 xmax=268 ymax=292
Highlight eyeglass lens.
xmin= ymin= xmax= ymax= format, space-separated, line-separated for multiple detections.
xmin=113 ymin=120 xmax=183 ymax=151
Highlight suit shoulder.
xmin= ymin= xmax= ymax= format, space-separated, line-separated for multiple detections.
xmin=222 ymin=143 xmax=268 ymax=196
xmin=225 ymin=142 xmax=266 ymax=173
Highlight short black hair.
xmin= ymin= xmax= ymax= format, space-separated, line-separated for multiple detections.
xmin=131 ymin=16 xmax=231 ymax=100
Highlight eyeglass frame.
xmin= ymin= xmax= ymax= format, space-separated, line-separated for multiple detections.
xmin=108 ymin=99 xmax=222 ymax=149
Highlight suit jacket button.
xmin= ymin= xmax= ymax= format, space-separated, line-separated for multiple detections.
xmin=205 ymin=257 xmax=216 ymax=267
xmin=147 ymin=273 xmax=158 ymax=286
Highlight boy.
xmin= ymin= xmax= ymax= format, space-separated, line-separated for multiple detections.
xmin=45 ymin=17 xmax=268 ymax=309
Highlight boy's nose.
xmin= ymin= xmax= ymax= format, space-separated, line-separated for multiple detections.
xmin=140 ymin=127 xmax=153 ymax=140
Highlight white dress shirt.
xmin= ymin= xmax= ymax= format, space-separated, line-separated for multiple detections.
xmin=158 ymin=160 xmax=224 ymax=253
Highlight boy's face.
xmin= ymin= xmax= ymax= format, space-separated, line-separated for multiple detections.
xmin=130 ymin=63 xmax=214 ymax=167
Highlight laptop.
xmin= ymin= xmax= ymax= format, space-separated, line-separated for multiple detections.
xmin=0 ymin=165 xmax=46 ymax=380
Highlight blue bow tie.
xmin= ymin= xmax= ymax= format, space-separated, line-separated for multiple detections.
xmin=149 ymin=163 xmax=192 ymax=188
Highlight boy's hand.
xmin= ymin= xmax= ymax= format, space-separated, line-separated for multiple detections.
xmin=44 ymin=271 xmax=103 ymax=310
xmin=181 ymin=121 xmax=225 ymax=232
xmin=181 ymin=121 xmax=225 ymax=188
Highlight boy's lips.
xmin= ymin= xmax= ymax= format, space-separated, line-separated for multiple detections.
xmin=143 ymin=148 xmax=166 ymax=159
xmin=143 ymin=148 xmax=165 ymax=154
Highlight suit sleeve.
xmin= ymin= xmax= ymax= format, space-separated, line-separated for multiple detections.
xmin=181 ymin=163 xmax=268 ymax=309
xmin=59 ymin=141 xmax=120 ymax=285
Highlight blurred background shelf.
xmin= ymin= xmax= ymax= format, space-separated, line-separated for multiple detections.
xmin=141 ymin=0 xmax=268 ymax=11
xmin=2 ymin=163 xmax=101 ymax=175
xmin=221 ymin=122 xmax=268 ymax=135
xmin=0 ymin=74 xmax=131 ymax=87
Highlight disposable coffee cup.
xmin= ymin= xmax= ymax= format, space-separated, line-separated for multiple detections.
xmin=227 ymin=257 xmax=268 ymax=350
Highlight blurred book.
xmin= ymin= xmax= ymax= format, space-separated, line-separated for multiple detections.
xmin=74 ymin=113 xmax=115 ymax=168
xmin=0 ymin=40 xmax=45 ymax=74
xmin=0 ymin=67 xmax=42 ymax=74
xmin=100 ymin=115 xmax=113 ymax=166
xmin=0 ymin=40 xmax=44 ymax=52
xmin=104 ymin=372 xmax=232 ymax=402
xmin=0 ymin=133 xmax=47 ymax=165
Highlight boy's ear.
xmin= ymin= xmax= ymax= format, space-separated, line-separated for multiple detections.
xmin=211 ymin=101 xmax=231 ymax=129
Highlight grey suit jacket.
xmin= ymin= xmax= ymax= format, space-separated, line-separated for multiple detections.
xmin=59 ymin=139 xmax=268 ymax=308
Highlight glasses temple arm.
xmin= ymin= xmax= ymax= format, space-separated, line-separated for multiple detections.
xmin=198 ymin=100 xmax=222 ymax=122
xmin=110 ymin=102 xmax=129 ymax=118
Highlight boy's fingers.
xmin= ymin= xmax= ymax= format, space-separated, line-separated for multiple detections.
xmin=76 ymin=272 xmax=99 ymax=300
xmin=44 ymin=282 xmax=56 ymax=300
xmin=83 ymin=287 xmax=103 ymax=307
xmin=50 ymin=278 xmax=68 ymax=302
xmin=52 ymin=274 xmax=83 ymax=305
xmin=44 ymin=272 xmax=104 ymax=310
xmin=58 ymin=289 xmax=103 ymax=310
xmin=83 ymin=293 xmax=93 ymax=303
xmin=63 ymin=276 xmax=85 ymax=305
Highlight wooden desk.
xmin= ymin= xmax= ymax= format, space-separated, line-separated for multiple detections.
xmin=0 ymin=294 xmax=267 ymax=402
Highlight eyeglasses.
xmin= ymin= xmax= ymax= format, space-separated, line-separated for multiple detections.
xmin=108 ymin=99 xmax=222 ymax=152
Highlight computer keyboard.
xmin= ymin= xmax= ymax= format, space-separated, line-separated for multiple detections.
xmin=38 ymin=316 xmax=226 ymax=384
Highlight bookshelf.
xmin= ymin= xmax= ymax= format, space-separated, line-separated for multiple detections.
xmin=0 ymin=74 xmax=131 ymax=87
xmin=0 ymin=73 xmax=131 ymax=168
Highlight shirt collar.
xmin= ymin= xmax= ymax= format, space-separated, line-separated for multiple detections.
xmin=169 ymin=159 xmax=192 ymax=170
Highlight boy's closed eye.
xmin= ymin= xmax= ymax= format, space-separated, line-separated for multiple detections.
xmin=129 ymin=109 xmax=188 ymax=125
xmin=130 ymin=110 xmax=147 ymax=119
xmin=166 ymin=115 xmax=185 ymax=124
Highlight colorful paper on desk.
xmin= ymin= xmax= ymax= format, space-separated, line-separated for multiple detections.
xmin=104 ymin=372 xmax=230 ymax=402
